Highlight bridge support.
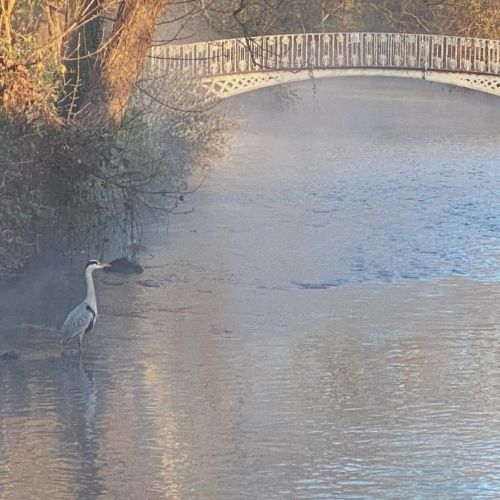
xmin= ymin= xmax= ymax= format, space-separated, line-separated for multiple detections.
xmin=201 ymin=69 xmax=500 ymax=99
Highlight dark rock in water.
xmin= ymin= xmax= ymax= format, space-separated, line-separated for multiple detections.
xmin=291 ymin=279 xmax=342 ymax=289
xmin=1 ymin=351 xmax=20 ymax=360
xmin=104 ymin=257 xmax=144 ymax=274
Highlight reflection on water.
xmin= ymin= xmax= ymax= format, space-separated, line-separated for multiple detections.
xmin=1 ymin=79 xmax=500 ymax=498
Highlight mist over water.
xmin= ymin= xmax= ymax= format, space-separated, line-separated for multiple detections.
xmin=1 ymin=78 xmax=500 ymax=498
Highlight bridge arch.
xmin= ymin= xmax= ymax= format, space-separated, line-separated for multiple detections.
xmin=148 ymin=33 xmax=500 ymax=99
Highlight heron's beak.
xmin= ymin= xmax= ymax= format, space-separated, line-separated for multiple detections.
xmin=101 ymin=262 xmax=112 ymax=268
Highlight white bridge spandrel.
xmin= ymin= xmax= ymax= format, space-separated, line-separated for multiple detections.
xmin=149 ymin=33 xmax=500 ymax=77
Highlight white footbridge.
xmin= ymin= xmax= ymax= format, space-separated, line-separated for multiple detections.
xmin=148 ymin=32 xmax=500 ymax=99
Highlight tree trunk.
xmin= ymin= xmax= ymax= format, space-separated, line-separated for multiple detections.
xmin=79 ymin=0 xmax=167 ymax=128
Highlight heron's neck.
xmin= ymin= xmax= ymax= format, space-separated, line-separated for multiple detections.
xmin=85 ymin=268 xmax=97 ymax=309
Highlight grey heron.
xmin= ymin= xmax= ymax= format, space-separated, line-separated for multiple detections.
xmin=60 ymin=259 xmax=111 ymax=348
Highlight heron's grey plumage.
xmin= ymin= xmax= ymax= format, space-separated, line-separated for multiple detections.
xmin=60 ymin=260 xmax=110 ymax=348
xmin=60 ymin=302 xmax=96 ymax=344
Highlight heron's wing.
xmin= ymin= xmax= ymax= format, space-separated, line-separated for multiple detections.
xmin=60 ymin=302 xmax=95 ymax=343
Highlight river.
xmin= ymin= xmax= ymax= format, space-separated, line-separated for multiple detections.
xmin=1 ymin=78 xmax=500 ymax=498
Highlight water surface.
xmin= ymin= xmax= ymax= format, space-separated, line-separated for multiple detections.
xmin=1 ymin=78 xmax=500 ymax=499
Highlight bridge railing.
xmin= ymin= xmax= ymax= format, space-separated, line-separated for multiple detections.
xmin=148 ymin=32 xmax=500 ymax=78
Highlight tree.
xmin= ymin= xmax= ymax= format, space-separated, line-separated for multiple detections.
xmin=0 ymin=0 xmax=169 ymax=127
xmin=0 ymin=0 xmax=230 ymax=274
xmin=192 ymin=0 xmax=500 ymax=39
xmin=79 ymin=0 xmax=168 ymax=127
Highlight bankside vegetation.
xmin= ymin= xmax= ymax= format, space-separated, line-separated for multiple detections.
xmin=0 ymin=0 xmax=231 ymax=274
xmin=1 ymin=0 xmax=498 ymax=274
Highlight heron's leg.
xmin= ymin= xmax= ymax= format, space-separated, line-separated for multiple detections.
xmin=78 ymin=334 xmax=83 ymax=350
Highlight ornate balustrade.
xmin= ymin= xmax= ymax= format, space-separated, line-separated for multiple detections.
xmin=147 ymin=33 xmax=500 ymax=98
